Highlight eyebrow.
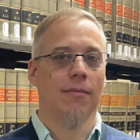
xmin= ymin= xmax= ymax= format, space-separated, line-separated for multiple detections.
xmin=51 ymin=46 xmax=71 ymax=53
xmin=86 ymin=46 xmax=102 ymax=52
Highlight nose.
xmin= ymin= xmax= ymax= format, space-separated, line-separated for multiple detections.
xmin=69 ymin=56 xmax=87 ymax=80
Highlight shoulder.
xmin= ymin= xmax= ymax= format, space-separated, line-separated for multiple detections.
xmin=101 ymin=122 xmax=139 ymax=140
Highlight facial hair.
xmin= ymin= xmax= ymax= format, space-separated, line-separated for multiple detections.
xmin=63 ymin=110 xmax=86 ymax=130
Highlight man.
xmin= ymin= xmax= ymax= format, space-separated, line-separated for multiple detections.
xmin=0 ymin=8 xmax=139 ymax=140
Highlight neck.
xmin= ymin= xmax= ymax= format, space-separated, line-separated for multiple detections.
xmin=38 ymin=106 xmax=97 ymax=140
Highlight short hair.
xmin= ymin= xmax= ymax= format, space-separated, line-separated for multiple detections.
xmin=32 ymin=8 xmax=106 ymax=58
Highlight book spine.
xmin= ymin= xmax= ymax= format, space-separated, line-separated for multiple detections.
xmin=20 ymin=0 xmax=32 ymax=45
xmin=111 ymin=0 xmax=123 ymax=58
xmin=72 ymin=0 xmax=80 ymax=8
xmin=138 ymin=0 xmax=140 ymax=62
xmin=16 ymin=70 xmax=29 ymax=129
xmin=9 ymin=0 xmax=21 ymax=43
xmin=0 ymin=69 xmax=5 ymax=136
xmin=108 ymin=81 xmax=118 ymax=129
xmin=89 ymin=0 xmax=96 ymax=16
xmin=31 ymin=0 xmax=40 ymax=44
xmin=101 ymin=81 xmax=110 ymax=125
xmin=29 ymin=85 xmax=39 ymax=117
xmin=48 ymin=0 xmax=57 ymax=14
xmin=5 ymin=69 xmax=17 ymax=133
xmin=104 ymin=0 xmax=112 ymax=58
xmin=58 ymin=0 xmax=70 ymax=10
xmin=0 ymin=0 xmax=10 ymax=42
xmin=40 ymin=0 xmax=48 ymax=23
xmin=79 ymin=0 xmax=84 ymax=10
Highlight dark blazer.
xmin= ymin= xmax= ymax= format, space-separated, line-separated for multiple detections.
xmin=0 ymin=119 xmax=139 ymax=140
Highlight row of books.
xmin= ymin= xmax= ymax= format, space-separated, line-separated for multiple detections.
xmin=0 ymin=68 xmax=140 ymax=138
xmin=0 ymin=0 xmax=81 ymax=45
xmin=0 ymin=69 xmax=39 ymax=136
xmin=99 ymin=80 xmax=140 ymax=138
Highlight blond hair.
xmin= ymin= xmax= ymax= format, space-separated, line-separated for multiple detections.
xmin=32 ymin=8 xmax=106 ymax=58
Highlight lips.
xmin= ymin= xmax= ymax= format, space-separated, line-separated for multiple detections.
xmin=62 ymin=88 xmax=90 ymax=97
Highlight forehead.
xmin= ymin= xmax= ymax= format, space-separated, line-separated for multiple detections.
xmin=41 ymin=18 xmax=104 ymax=53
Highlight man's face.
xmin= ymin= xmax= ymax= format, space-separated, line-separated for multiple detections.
xmin=29 ymin=18 xmax=106 ymax=129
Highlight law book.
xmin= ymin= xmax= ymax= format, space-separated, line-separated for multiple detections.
xmin=72 ymin=0 xmax=80 ymax=8
xmin=48 ymin=0 xmax=57 ymax=14
xmin=104 ymin=0 xmax=112 ymax=58
xmin=31 ymin=0 xmax=40 ymax=44
xmin=121 ymin=0 xmax=132 ymax=60
xmin=130 ymin=0 xmax=139 ymax=62
xmin=138 ymin=0 xmax=140 ymax=62
xmin=89 ymin=0 xmax=96 ymax=17
xmin=0 ymin=0 xmax=10 ymax=42
xmin=117 ymin=80 xmax=128 ymax=132
xmin=5 ymin=69 xmax=17 ymax=133
xmin=0 ymin=69 xmax=5 ymax=136
xmin=126 ymin=82 xmax=134 ymax=134
xmin=40 ymin=0 xmax=48 ymax=22
xmin=58 ymin=0 xmax=70 ymax=10
xmin=16 ymin=69 xmax=29 ymax=129
xmin=112 ymin=0 xmax=123 ymax=59
xmin=20 ymin=0 xmax=32 ymax=45
xmin=136 ymin=84 xmax=140 ymax=138
xmin=29 ymin=84 xmax=39 ymax=117
xmin=108 ymin=81 xmax=118 ymax=129
xmin=9 ymin=0 xmax=21 ymax=43
xmin=96 ymin=0 xmax=104 ymax=28
xmin=100 ymin=81 xmax=110 ymax=125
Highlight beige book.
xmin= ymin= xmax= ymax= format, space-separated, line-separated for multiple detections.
xmin=29 ymin=84 xmax=39 ymax=117
xmin=16 ymin=69 xmax=29 ymax=128
xmin=31 ymin=0 xmax=40 ymax=44
xmin=130 ymin=0 xmax=139 ymax=62
xmin=104 ymin=0 xmax=112 ymax=58
xmin=96 ymin=0 xmax=104 ymax=29
xmin=21 ymin=0 xmax=32 ymax=45
xmin=108 ymin=81 xmax=118 ymax=129
xmin=121 ymin=0 xmax=132 ymax=60
xmin=58 ymin=0 xmax=70 ymax=10
xmin=0 ymin=0 xmax=10 ymax=42
xmin=48 ymin=0 xmax=57 ymax=14
xmin=112 ymin=0 xmax=123 ymax=59
xmin=89 ymin=0 xmax=96 ymax=17
xmin=9 ymin=0 xmax=21 ymax=43
xmin=40 ymin=0 xmax=48 ymax=22
xmin=126 ymin=82 xmax=134 ymax=134
xmin=5 ymin=69 xmax=17 ymax=133
xmin=0 ymin=69 xmax=5 ymax=136
xmin=72 ymin=0 xmax=79 ymax=8
xmin=100 ymin=81 xmax=111 ymax=125
xmin=117 ymin=81 xmax=128 ymax=132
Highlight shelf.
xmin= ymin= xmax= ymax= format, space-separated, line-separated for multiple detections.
xmin=0 ymin=41 xmax=31 ymax=53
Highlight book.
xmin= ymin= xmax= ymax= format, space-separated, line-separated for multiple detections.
xmin=89 ymin=0 xmax=96 ymax=17
xmin=16 ymin=69 xmax=30 ymax=129
xmin=104 ymin=0 xmax=112 ymax=58
xmin=9 ymin=0 xmax=21 ymax=43
xmin=31 ymin=0 xmax=40 ymax=44
xmin=29 ymin=84 xmax=39 ymax=117
xmin=5 ymin=69 xmax=17 ymax=133
xmin=138 ymin=0 xmax=140 ymax=62
xmin=72 ymin=0 xmax=80 ymax=8
xmin=122 ymin=0 xmax=132 ymax=60
xmin=100 ymin=81 xmax=110 ymax=125
xmin=0 ymin=69 xmax=5 ymax=136
xmin=131 ymin=0 xmax=139 ymax=62
xmin=0 ymin=0 xmax=10 ymax=42
xmin=20 ymin=0 xmax=32 ymax=45
xmin=58 ymin=0 xmax=71 ymax=10
xmin=40 ymin=0 xmax=48 ymax=22
xmin=48 ymin=0 xmax=57 ymax=14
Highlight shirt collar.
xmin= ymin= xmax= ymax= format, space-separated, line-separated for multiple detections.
xmin=32 ymin=109 xmax=102 ymax=140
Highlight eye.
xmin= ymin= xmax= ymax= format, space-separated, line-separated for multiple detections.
xmin=52 ymin=53 xmax=73 ymax=60
xmin=87 ymin=54 xmax=99 ymax=61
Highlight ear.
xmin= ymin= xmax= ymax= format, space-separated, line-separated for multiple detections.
xmin=28 ymin=59 xmax=38 ymax=86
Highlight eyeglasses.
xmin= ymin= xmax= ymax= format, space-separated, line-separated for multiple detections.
xmin=34 ymin=51 xmax=107 ymax=69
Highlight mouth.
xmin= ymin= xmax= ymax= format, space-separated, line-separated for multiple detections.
xmin=62 ymin=88 xmax=90 ymax=97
